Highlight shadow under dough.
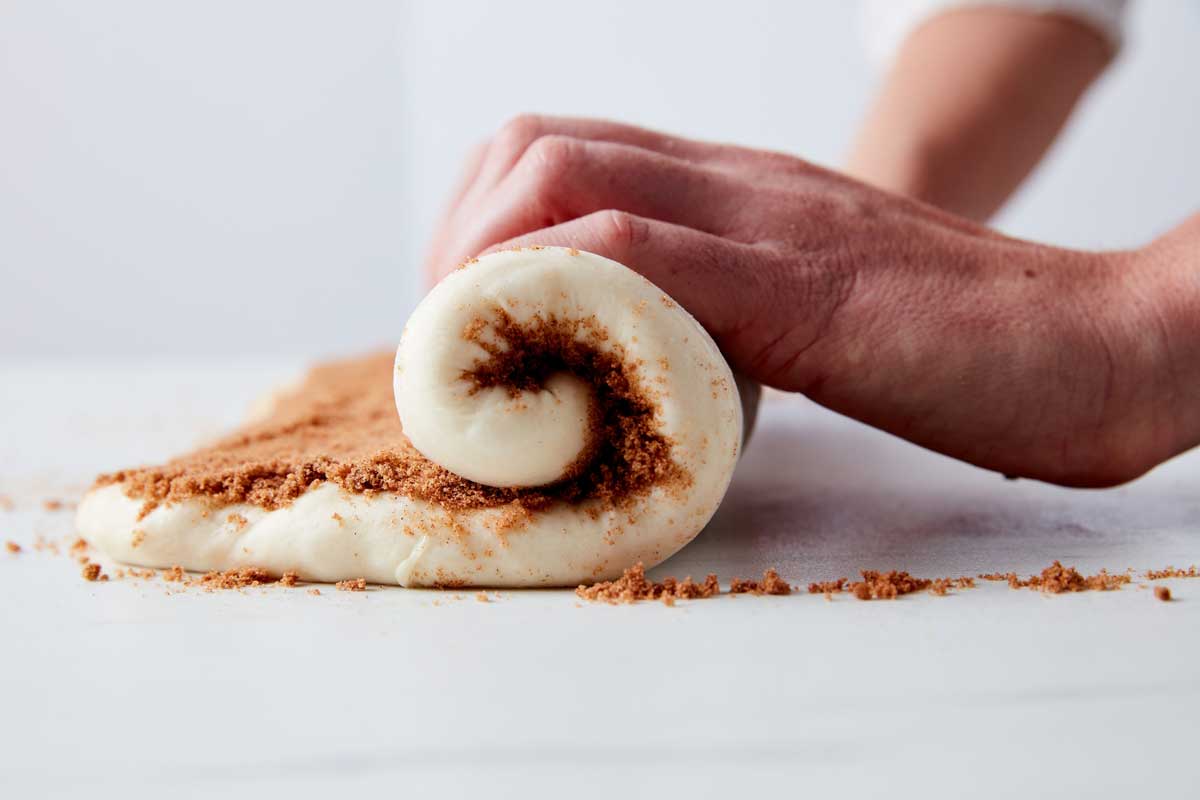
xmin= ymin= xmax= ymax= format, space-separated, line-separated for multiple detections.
xmin=654 ymin=397 xmax=1200 ymax=581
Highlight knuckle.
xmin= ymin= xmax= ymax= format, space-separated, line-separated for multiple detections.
xmin=517 ymin=136 xmax=581 ymax=219
xmin=522 ymin=135 xmax=579 ymax=182
xmin=493 ymin=113 xmax=547 ymax=158
xmin=590 ymin=209 xmax=650 ymax=253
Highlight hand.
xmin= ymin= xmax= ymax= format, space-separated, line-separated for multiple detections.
xmin=424 ymin=115 xmax=1200 ymax=487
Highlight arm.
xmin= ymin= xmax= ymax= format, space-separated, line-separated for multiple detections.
xmin=846 ymin=7 xmax=1115 ymax=221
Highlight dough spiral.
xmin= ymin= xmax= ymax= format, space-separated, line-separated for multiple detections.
xmin=76 ymin=247 xmax=755 ymax=586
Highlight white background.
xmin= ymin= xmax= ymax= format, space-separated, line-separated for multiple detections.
xmin=2 ymin=0 xmax=1197 ymax=357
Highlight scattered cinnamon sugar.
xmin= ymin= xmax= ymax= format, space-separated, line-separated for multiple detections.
xmin=928 ymin=576 xmax=976 ymax=596
xmin=33 ymin=536 xmax=59 ymax=555
xmin=1154 ymin=586 xmax=1172 ymax=602
xmin=1146 ymin=566 xmax=1198 ymax=580
xmin=196 ymin=567 xmax=274 ymax=590
xmin=1006 ymin=561 xmax=1131 ymax=593
xmin=476 ymin=592 xmax=489 ymax=603
xmin=162 ymin=565 xmax=186 ymax=582
xmin=576 ymin=563 xmax=721 ymax=604
xmin=729 ymin=569 xmax=792 ymax=596
xmin=42 ymin=499 xmax=68 ymax=512
xmin=81 ymin=563 xmax=104 ymax=582
xmin=336 ymin=578 xmax=367 ymax=592
xmin=278 ymin=571 xmax=299 ymax=587
xmin=5 ymin=541 xmax=20 ymax=554
xmin=308 ymin=588 xmax=321 ymax=596
xmin=846 ymin=570 xmax=931 ymax=600
xmin=807 ymin=578 xmax=847 ymax=595
xmin=226 ymin=513 xmax=248 ymax=530
xmin=94 ymin=334 xmax=686 ymax=521
xmin=130 ymin=529 xmax=145 ymax=548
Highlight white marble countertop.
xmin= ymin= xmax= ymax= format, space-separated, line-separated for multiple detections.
xmin=2 ymin=358 xmax=1197 ymax=798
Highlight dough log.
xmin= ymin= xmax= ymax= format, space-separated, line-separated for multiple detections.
xmin=77 ymin=247 xmax=755 ymax=586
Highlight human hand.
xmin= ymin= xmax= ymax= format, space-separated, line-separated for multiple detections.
xmin=424 ymin=115 xmax=1200 ymax=487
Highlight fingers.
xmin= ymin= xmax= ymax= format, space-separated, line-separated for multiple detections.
xmin=470 ymin=114 xmax=724 ymax=192
xmin=424 ymin=114 xmax=827 ymax=284
xmin=480 ymin=211 xmax=765 ymax=344
xmin=444 ymin=136 xmax=751 ymax=270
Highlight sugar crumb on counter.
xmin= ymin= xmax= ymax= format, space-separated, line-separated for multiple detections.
xmin=729 ymin=569 xmax=792 ymax=596
xmin=576 ymin=562 xmax=721 ymax=605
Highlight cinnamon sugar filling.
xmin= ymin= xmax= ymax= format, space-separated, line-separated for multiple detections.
xmin=461 ymin=309 xmax=683 ymax=491
xmin=94 ymin=314 xmax=687 ymax=518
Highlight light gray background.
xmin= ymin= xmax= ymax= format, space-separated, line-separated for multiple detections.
xmin=2 ymin=0 xmax=1196 ymax=357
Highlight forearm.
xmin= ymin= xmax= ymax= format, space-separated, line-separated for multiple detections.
xmin=846 ymin=7 xmax=1114 ymax=221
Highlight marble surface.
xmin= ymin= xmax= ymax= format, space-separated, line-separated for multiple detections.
xmin=1 ymin=358 xmax=1197 ymax=798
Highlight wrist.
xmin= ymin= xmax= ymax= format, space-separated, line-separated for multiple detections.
xmin=1127 ymin=225 xmax=1200 ymax=465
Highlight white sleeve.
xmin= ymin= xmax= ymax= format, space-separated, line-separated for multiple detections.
xmin=860 ymin=0 xmax=1129 ymax=66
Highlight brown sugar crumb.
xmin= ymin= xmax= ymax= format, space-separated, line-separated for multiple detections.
xmin=673 ymin=574 xmax=721 ymax=599
xmin=5 ymin=541 xmax=20 ymax=554
xmin=576 ymin=563 xmax=720 ymax=604
xmin=33 ymin=536 xmax=59 ymax=555
xmin=808 ymin=578 xmax=847 ymax=595
xmin=81 ymin=563 xmax=104 ymax=582
xmin=1011 ymin=561 xmax=1132 ymax=593
xmin=196 ymin=567 xmax=274 ymax=590
xmin=162 ymin=565 xmax=186 ymax=582
xmin=848 ymin=570 xmax=931 ymax=601
xmin=1154 ymin=586 xmax=1172 ymax=602
xmin=226 ymin=513 xmax=249 ymax=530
xmin=330 ymin=512 xmax=344 ymax=525
xmin=729 ymin=569 xmax=792 ymax=596
xmin=42 ymin=498 xmax=69 ymax=512
xmin=476 ymin=592 xmax=489 ymax=603
xmin=130 ymin=529 xmax=145 ymax=548
xmin=1146 ymin=565 xmax=1198 ymax=580
xmin=308 ymin=588 xmax=321 ymax=596
xmin=929 ymin=576 xmax=976 ymax=596
xmin=278 ymin=571 xmax=299 ymax=587
xmin=336 ymin=578 xmax=367 ymax=592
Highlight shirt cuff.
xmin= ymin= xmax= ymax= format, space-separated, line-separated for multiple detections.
xmin=860 ymin=0 xmax=1129 ymax=66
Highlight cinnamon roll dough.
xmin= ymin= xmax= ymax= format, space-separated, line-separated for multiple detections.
xmin=76 ymin=247 xmax=754 ymax=587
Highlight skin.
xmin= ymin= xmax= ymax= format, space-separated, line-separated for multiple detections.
xmin=847 ymin=8 xmax=1115 ymax=221
xmin=423 ymin=15 xmax=1200 ymax=488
